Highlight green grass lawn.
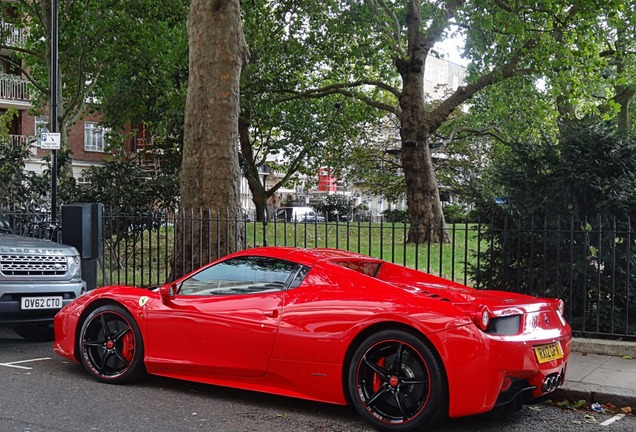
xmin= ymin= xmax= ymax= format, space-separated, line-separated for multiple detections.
xmin=99 ymin=221 xmax=483 ymax=288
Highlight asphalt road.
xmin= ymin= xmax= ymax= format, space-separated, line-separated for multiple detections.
xmin=1 ymin=327 xmax=634 ymax=432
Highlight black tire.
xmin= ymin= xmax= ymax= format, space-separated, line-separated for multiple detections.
xmin=78 ymin=304 xmax=145 ymax=384
xmin=348 ymin=330 xmax=447 ymax=432
xmin=13 ymin=323 xmax=54 ymax=342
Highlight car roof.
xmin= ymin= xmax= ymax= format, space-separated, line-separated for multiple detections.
xmin=233 ymin=246 xmax=376 ymax=267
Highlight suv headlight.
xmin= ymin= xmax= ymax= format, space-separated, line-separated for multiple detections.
xmin=68 ymin=255 xmax=81 ymax=278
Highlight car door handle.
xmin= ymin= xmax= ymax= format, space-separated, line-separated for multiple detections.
xmin=263 ymin=310 xmax=279 ymax=318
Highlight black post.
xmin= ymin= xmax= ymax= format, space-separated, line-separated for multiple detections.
xmin=61 ymin=203 xmax=103 ymax=290
xmin=50 ymin=0 xmax=58 ymax=223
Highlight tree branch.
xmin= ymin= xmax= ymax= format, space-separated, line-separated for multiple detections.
xmin=0 ymin=44 xmax=39 ymax=57
xmin=421 ymin=0 xmax=465 ymax=51
xmin=430 ymin=40 xmax=535 ymax=130
xmin=0 ymin=55 xmax=47 ymax=95
xmin=17 ymin=0 xmax=44 ymax=29
xmin=438 ymin=125 xmax=510 ymax=146
xmin=274 ymin=80 xmax=400 ymax=115
xmin=367 ymin=0 xmax=404 ymax=55
xmin=493 ymin=0 xmax=514 ymax=12
xmin=268 ymin=148 xmax=308 ymax=196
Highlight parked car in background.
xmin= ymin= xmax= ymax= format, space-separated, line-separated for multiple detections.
xmin=241 ymin=208 xmax=251 ymax=221
xmin=54 ymin=246 xmax=571 ymax=432
xmin=0 ymin=216 xmax=85 ymax=341
xmin=276 ymin=206 xmax=325 ymax=222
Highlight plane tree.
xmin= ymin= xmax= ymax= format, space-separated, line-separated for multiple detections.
xmin=239 ymin=0 xmax=382 ymax=221
xmin=89 ymin=0 xmax=380 ymax=225
xmin=176 ymin=0 xmax=248 ymax=271
xmin=265 ymin=0 xmax=635 ymax=243
xmin=452 ymin=2 xmax=636 ymax=204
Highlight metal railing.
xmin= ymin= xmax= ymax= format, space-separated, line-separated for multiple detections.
xmin=0 ymin=134 xmax=33 ymax=147
xmin=0 ymin=74 xmax=32 ymax=102
xmin=0 ymin=209 xmax=60 ymax=241
xmin=1 ymin=21 xmax=29 ymax=47
xmin=2 ymin=207 xmax=634 ymax=340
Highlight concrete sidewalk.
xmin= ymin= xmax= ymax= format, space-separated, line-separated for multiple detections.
xmin=553 ymin=338 xmax=636 ymax=409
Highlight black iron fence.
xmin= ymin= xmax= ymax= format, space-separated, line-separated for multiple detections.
xmin=2 ymin=207 xmax=634 ymax=340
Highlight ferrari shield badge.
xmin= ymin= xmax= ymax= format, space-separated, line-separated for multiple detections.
xmin=139 ymin=296 xmax=149 ymax=307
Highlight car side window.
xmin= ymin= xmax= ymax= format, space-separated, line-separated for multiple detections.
xmin=288 ymin=265 xmax=310 ymax=289
xmin=178 ymin=256 xmax=299 ymax=296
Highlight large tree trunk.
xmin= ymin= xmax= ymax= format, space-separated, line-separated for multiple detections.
xmin=176 ymin=0 xmax=248 ymax=277
xmin=397 ymin=2 xmax=448 ymax=244
xmin=401 ymin=142 xmax=447 ymax=243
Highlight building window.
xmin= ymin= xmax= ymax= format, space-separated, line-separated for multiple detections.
xmin=425 ymin=65 xmax=432 ymax=81
xmin=438 ymin=67 xmax=446 ymax=83
xmin=35 ymin=116 xmax=48 ymax=147
xmin=76 ymin=175 xmax=91 ymax=186
xmin=84 ymin=121 xmax=108 ymax=152
xmin=452 ymin=74 xmax=459 ymax=90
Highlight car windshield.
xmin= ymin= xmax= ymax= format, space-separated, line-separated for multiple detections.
xmin=179 ymin=256 xmax=300 ymax=296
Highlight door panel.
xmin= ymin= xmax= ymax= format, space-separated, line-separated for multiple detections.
xmin=146 ymin=291 xmax=282 ymax=377
xmin=145 ymin=256 xmax=298 ymax=378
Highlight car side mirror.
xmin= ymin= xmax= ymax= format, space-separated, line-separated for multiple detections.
xmin=160 ymin=283 xmax=178 ymax=301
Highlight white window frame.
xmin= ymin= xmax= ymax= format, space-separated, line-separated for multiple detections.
xmin=425 ymin=65 xmax=433 ymax=81
xmin=76 ymin=175 xmax=91 ymax=186
xmin=84 ymin=121 xmax=108 ymax=152
xmin=438 ymin=67 xmax=446 ymax=83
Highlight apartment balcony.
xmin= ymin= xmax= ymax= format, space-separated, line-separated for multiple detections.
xmin=135 ymin=138 xmax=164 ymax=176
xmin=0 ymin=133 xmax=37 ymax=155
xmin=1 ymin=20 xmax=29 ymax=50
xmin=0 ymin=74 xmax=32 ymax=109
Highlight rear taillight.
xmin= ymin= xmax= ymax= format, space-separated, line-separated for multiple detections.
xmin=464 ymin=306 xmax=491 ymax=330
xmin=455 ymin=304 xmax=492 ymax=331
xmin=556 ymin=299 xmax=565 ymax=317
xmin=555 ymin=299 xmax=566 ymax=325
xmin=478 ymin=308 xmax=490 ymax=330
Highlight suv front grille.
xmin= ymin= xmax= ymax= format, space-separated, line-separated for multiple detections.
xmin=0 ymin=254 xmax=68 ymax=276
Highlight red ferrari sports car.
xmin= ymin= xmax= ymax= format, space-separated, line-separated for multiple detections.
xmin=54 ymin=247 xmax=571 ymax=432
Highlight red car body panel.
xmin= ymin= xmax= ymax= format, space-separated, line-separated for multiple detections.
xmin=54 ymin=247 xmax=571 ymax=419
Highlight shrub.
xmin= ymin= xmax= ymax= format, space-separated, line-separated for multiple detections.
xmin=382 ymin=209 xmax=409 ymax=223
xmin=470 ymin=122 xmax=636 ymax=336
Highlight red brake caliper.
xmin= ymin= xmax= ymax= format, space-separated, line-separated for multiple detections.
xmin=120 ymin=331 xmax=135 ymax=361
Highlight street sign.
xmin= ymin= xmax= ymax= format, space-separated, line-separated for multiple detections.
xmin=40 ymin=133 xmax=61 ymax=149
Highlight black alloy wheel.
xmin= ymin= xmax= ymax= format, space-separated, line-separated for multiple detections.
xmin=348 ymin=330 xmax=447 ymax=432
xmin=78 ymin=304 xmax=145 ymax=384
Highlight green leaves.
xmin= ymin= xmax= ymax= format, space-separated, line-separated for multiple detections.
xmin=240 ymin=0 xmax=387 ymax=194
xmin=75 ymin=158 xmax=179 ymax=212
xmin=0 ymin=110 xmax=49 ymax=208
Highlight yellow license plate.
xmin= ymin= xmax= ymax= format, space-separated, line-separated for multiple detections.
xmin=534 ymin=342 xmax=564 ymax=364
